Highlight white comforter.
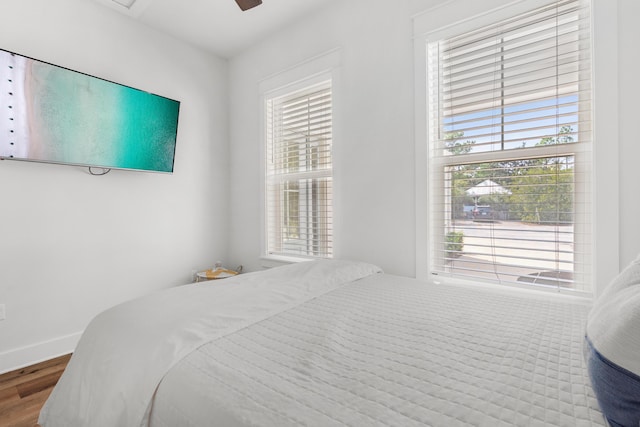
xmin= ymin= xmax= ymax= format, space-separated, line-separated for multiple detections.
xmin=38 ymin=259 xmax=381 ymax=427
xmin=149 ymin=274 xmax=605 ymax=426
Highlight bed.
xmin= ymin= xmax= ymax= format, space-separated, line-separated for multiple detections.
xmin=39 ymin=259 xmax=608 ymax=427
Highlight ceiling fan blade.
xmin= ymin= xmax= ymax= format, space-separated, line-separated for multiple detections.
xmin=235 ymin=0 xmax=262 ymax=11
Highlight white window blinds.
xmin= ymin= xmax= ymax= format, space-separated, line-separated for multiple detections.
xmin=427 ymin=0 xmax=592 ymax=291
xmin=265 ymin=80 xmax=333 ymax=258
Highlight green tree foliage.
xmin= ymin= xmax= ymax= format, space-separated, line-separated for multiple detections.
xmin=445 ymin=131 xmax=475 ymax=155
xmin=506 ymin=160 xmax=574 ymax=223
xmin=447 ymin=126 xmax=575 ymax=224
xmin=444 ymin=132 xmax=476 ymax=216
xmin=445 ymin=231 xmax=464 ymax=258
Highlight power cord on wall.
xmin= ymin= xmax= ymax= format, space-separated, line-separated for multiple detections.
xmin=88 ymin=167 xmax=111 ymax=176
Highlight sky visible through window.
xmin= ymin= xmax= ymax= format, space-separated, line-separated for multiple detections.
xmin=443 ymin=95 xmax=579 ymax=153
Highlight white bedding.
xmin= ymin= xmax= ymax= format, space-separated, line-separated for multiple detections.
xmin=39 ymin=259 xmax=381 ymax=427
xmin=39 ymin=260 xmax=604 ymax=426
xmin=148 ymin=273 xmax=605 ymax=426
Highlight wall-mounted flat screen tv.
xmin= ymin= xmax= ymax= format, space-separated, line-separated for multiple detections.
xmin=0 ymin=48 xmax=180 ymax=173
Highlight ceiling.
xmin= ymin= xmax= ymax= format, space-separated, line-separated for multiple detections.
xmin=93 ymin=0 xmax=340 ymax=58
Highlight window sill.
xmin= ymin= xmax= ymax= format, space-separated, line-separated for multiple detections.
xmin=260 ymin=254 xmax=316 ymax=269
xmin=429 ymin=274 xmax=594 ymax=302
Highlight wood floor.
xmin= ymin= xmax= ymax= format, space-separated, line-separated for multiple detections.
xmin=0 ymin=354 xmax=71 ymax=427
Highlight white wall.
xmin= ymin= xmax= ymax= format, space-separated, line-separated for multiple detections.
xmin=618 ymin=0 xmax=640 ymax=268
xmin=229 ymin=0 xmax=442 ymax=275
xmin=229 ymin=0 xmax=640 ymax=282
xmin=0 ymin=0 xmax=229 ymax=372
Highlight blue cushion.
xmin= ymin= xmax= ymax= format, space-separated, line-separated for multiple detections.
xmin=586 ymin=255 xmax=640 ymax=426
xmin=585 ymin=337 xmax=640 ymax=427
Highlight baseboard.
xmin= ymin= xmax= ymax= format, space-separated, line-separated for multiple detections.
xmin=0 ymin=332 xmax=82 ymax=374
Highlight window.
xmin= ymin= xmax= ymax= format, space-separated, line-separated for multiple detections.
xmin=265 ymin=80 xmax=333 ymax=258
xmin=427 ymin=0 xmax=592 ymax=291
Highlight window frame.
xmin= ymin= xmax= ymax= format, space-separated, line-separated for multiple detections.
xmin=259 ymin=49 xmax=341 ymax=266
xmin=413 ymin=0 xmax=619 ymax=296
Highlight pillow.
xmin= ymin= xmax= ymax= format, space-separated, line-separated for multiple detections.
xmin=586 ymin=254 xmax=640 ymax=427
